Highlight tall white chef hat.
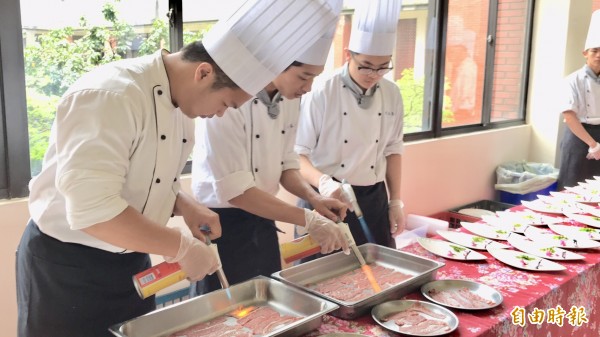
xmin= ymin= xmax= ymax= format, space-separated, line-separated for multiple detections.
xmin=348 ymin=0 xmax=403 ymax=56
xmin=203 ymin=0 xmax=341 ymax=95
xmin=296 ymin=0 xmax=343 ymax=66
xmin=585 ymin=9 xmax=600 ymax=50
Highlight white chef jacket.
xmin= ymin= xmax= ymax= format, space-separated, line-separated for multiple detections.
xmin=192 ymin=96 xmax=301 ymax=207
xmin=560 ymin=65 xmax=600 ymax=124
xmin=28 ymin=50 xmax=194 ymax=252
xmin=295 ymin=65 xmax=404 ymax=186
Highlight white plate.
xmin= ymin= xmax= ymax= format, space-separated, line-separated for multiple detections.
xmin=436 ymin=230 xmax=510 ymax=251
xmin=420 ymin=279 xmax=503 ymax=310
xmin=522 ymin=199 xmax=586 ymax=214
xmin=507 ymin=233 xmax=584 ymax=260
xmin=417 ymin=238 xmax=487 ymax=261
xmin=548 ymin=224 xmax=600 ymax=241
xmin=371 ymin=300 xmax=459 ymax=336
xmin=573 ymin=203 xmax=600 ymax=217
xmin=523 ymin=225 xmax=600 ymax=249
xmin=493 ymin=210 xmax=565 ymax=225
xmin=487 ymin=248 xmax=566 ymax=271
xmin=480 ymin=215 xmax=530 ymax=233
xmin=564 ymin=212 xmax=600 ymax=229
xmin=458 ymin=208 xmax=495 ymax=218
xmin=550 ymin=191 xmax=600 ymax=203
xmin=460 ymin=221 xmax=511 ymax=241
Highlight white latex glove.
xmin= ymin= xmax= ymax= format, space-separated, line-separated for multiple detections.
xmin=320 ymin=175 xmax=353 ymax=211
xmin=318 ymin=174 xmax=343 ymax=199
xmin=163 ymin=228 xmax=220 ymax=282
xmin=388 ymin=199 xmax=406 ymax=235
xmin=587 ymin=142 xmax=600 ymax=160
xmin=304 ymin=209 xmax=350 ymax=254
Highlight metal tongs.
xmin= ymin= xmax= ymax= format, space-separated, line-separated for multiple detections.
xmin=200 ymin=225 xmax=230 ymax=289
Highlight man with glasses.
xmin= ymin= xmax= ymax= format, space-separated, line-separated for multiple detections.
xmin=295 ymin=0 xmax=405 ymax=251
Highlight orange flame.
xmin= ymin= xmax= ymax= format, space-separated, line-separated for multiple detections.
xmin=361 ymin=265 xmax=382 ymax=293
xmin=230 ymin=305 xmax=257 ymax=319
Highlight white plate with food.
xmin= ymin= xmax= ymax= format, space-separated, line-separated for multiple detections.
xmin=507 ymin=233 xmax=585 ymax=260
xmin=548 ymin=224 xmax=600 ymax=241
xmin=522 ymin=199 xmax=585 ymax=214
xmin=564 ymin=212 xmax=600 ymax=229
xmin=572 ymin=203 xmax=600 ymax=217
xmin=420 ymin=279 xmax=503 ymax=310
xmin=417 ymin=238 xmax=487 ymax=261
xmin=550 ymin=191 xmax=600 ymax=204
xmin=493 ymin=210 xmax=566 ymax=225
xmin=371 ymin=299 xmax=459 ymax=336
xmin=480 ymin=215 xmax=530 ymax=233
xmin=487 ymin=248 xmax=566 ymax=271
xmin=460 ymin=221 xmax=511 ymax=241
xmin=436 ymin=230 xmax=509 ymax=251
xmin=523 ymin=225 xmax=600 ymax=249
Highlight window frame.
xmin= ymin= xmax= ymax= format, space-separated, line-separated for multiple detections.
xmin=0 ymin=0 xmax=536 ymax=199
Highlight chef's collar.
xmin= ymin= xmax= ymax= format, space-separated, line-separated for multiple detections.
xmin=584 ymin=65 xmax=600 ymax=83
xmin=255 ymin=89 xmax=283 ymax=119
xmin=341 ymin=64 xmax=377 ymax=110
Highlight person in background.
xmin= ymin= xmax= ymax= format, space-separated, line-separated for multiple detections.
xmin=189 ymin=0 xmax=348 ymax=296
xmin=295 ymin=0 xmax=406 ymax=252
xmin=15 ymin=0 xmax=340 ymax=336
xmin=558 ymin=9 xmax=600 ymax=189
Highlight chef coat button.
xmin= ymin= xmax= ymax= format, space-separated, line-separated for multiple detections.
xmin=375 ymin=139 xmax=379 ymax=143
xmin=171 ymin=213 xmax=175 ymax=218
xmin=157 ymin=90 xmax=163 ymax=95
xmin=371 ymin=165 xmax=374 ymax=169
xmin=253 ymin=99 xmax=259 ymax=104
xmin=182 ymin=138 xmax=187 ymax=143
xmin=281 ymin=161 xmax=284 ymax=165
xmin=256 ymin=134 xmax=260 ymax=139
xmin=161 ymin=135 xmax=166 ymax=140
xmin=155 ymin=178 xmax=161 ymax=183
xmin=255 ymin=168 xmax=259 ymax=172
xmin=343 ymin=112 xmax=347 ymax=116
xmin=281 ymin=130 xmax=285 ymax=134
xmin=378 ymin=112 xmax=382 ymax=116
xmin=173 ymin=177 xmax=177 ymax=182
xmin=341 ymin=164 xmax=345 ymax=168
xmin=344 ymin=140 xmax=348 ymax=143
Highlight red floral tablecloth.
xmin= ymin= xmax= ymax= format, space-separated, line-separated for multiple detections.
xmin=303 ymin=209 xmax=600 ymax=337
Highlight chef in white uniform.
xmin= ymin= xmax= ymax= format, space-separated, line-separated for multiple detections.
xmin=190 ymin=0 xmax=348 ymax=296
xmin=296 ymin=0 xmax=406 ymax=250
xmin=558 ymin=9 xmax=600 ymax=189
xmin=16 ymin=1 xmax=340 ymax=336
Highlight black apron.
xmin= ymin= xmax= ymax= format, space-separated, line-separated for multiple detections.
xmin=296 ymin=181 xmax=394 ymax=263
xmin=16 ymin=220 xmax=155 ymax=337
xmin=558 ymin=123 xmax=600 ymax=190
xmin=190 ymin=208 xmax=281 ymax=296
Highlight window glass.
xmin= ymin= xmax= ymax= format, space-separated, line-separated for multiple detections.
xmin=491 ymin=0 xmax=528 ymax=122
xmin=21 ymin=0 xmax=170 ymax=176
xmin=441 ymin=0 xmax=489 ymax=127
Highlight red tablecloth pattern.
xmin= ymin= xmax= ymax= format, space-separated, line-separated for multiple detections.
xmin=303 ymin=220 xmax=600 ymax=336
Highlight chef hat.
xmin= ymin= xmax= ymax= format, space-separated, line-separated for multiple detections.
xmin=203 ymin=0 xmax=341 ymax=95
xmin=585 ymin=9 xmax=600 ymax=50
xmin=348 ymin=0 xmax=403 ymax=56
xmin=296 ymin=0 xmax=342 ymax=66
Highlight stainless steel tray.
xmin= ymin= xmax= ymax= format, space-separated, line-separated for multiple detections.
xmin=109 ymin=276 xmax=338 ymax=337
xmin=271 ymin=243 xmax=445 ymax=319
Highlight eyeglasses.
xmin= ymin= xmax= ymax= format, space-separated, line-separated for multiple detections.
xmin=351 ymin=54 xmax=393 ymax=76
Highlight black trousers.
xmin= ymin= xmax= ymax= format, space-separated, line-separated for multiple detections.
xmin=558 ymin=123 xmax=600 ymax=190
xmin=297 ymin=181 xmax=394 ymax=263
xmin=190 ymin=208 xmax=282 ymax=296
xmin=16 ymin=220 xmax=155 ymax=337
